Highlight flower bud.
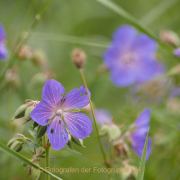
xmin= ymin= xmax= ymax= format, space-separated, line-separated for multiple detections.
xmin=31 ymin=70 xmax=54 ymax=85
xmin=100 ymin=123 xmax=121 ymax=142
xmin=120 ymin=161 xmax=138 ymax=180
xmin=114 ymin=142 xmax=128 ymax=158
xmin=13 ymin=100 xmax=39 ymax=123
xmin=7 ymin=134 xmax=31 ymax=152
xmin=31 ymin=50 xmax=48 ymax=69
xmin=160 ymin=30 xmax=180 ymax=47
xmin=71 ymin=48 xmax=86 ymax=69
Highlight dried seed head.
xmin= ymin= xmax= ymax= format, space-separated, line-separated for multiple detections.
xmin=18 ymin=45 xmax=33 ymax=60
xmin=71 ymin=48 xmax=86 ymax=69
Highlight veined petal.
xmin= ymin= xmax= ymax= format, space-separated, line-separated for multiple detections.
xmin=110 ymin=68 xmax=136 ymax=87
xmin=131 ymin=137 xmax=151 ymax=160
xmin=133 ymin=34 xmax=157 ymax=58
xmin=47 ymin=116 xmax=69 ymax=150
xmin=0 ymin=44 xmax=8 ymax=59
xmin=135 ymin=108 xmax=151 ymax=128
xmin=95 ymin=109 xmax=112 ymax=126
xmin=42 ymin=79 xmax=65 ymax=106
xmin=63 ymin=86 xmax=90 ymax=110
xmin=112 ymin=25 xmax=137 ymax=49
xmin=136 ymin=59 xmax=164 ymax=83
xmin=0 ymin=25 xmax=6 ymax=42
xmin=64 ymin=112 xmax=92 ymax=139
xmin=30 ymin=101 xmax=53 ymax=126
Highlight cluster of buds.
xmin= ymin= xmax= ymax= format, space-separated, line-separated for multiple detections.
xmin=18 ymin=45 xmax=48 ymax=69
xmin=27 ymin=147 xmax=45 ymax=179
xmin=7 ymin=134 xmax=32 ymax=152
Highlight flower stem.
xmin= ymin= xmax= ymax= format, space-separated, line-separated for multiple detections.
xmin=46 ymin=147 xmax=50 ymax=180
xmin=79 ymin=69 xmax=110 ymax=167
xmin=43 ymin=136 xmax=50 ymax=180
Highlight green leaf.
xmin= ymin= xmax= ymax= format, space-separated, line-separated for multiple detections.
xmin=0 ymin=142 xmax=62 ymax=180
xmin=137 ymin=132 xmax=149 ymax=180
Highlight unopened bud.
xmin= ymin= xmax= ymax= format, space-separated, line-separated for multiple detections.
xmin=31 ymin=50 xmax=48 ymax=68
xmin=100 ymin=123 xmax=121 ymax=142
xmin=71 ymin=48 xmax=86 ymax=69
xmin=160 ymin=30 xmax=180 ymax=47
xmin=31 ymin=70 xmax=54 ymax=85
xmin=114 ymin=142 xmax=128 ymax=158
xmin=7 ymin=134 xmax=31 ymax=152
xmin=13 ymin=100 xmax=39 ymax=123
xmin=120 ymin=161 xmax=138 ymax=180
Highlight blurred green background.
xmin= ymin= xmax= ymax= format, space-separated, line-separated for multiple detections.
xmin=0 ymin=0 xmax=180 ymax=179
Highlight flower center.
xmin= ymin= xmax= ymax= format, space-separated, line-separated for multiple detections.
xmin=121 ymin=51 xmax=137 ymax=67
xmin=56 ymin=109 xmax=63 ymax=116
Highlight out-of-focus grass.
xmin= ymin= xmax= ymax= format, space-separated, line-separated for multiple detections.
xmin=0 ymin=0 xmax=180 ymax=179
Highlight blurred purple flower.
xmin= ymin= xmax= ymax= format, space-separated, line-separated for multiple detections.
xmin=31 ymin=79 xmax=92 ymax=150
xmin=0 ymin=25 xmax=8 ymax=60
xmin=131 ymin=108 xmax=151 ymax=160
xmin=104 ymin=25 xmax=164 ymax=87
xmin=173 ymin=48 xmax=180 ymax=57
xmin=95 ymin=109 xmax=112 ymax=126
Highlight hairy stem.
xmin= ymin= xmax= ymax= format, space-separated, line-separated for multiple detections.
xmin=79 ymin=69 xmax=110 ymax=167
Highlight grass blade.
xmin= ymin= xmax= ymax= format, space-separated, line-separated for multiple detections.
xmin=96 ymin=0 xmax=174 ymax=55
xmin=32 ymin=32 xmax=109 ymax=48
xmin=141 ymin=0 xmax=178 ymax=26
xmin=0 ymin=142 xmax=62 ymax=180
xmin=137 ymin=132 xmax=149 ymax=180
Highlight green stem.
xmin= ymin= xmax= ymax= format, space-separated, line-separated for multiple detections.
xmin=46 ymin=143 xmax=50 ymax=180
xmin=79 ymin=69 xmax=110 ymax=167
xmin=43 ymin=136 xmax=50 ymax=180
xmin=0 ymin=142 xmax=62 ymax=180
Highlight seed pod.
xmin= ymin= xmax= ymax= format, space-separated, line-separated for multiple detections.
xmin=71 ymin=48 xmax=86 ymax=69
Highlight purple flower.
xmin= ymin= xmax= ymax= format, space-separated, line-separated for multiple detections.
xmin=104 ymin=25 xmax=164 ymax=87
xmin=0 ymin=25 xmax=8 ymax=60
xmin=130 ymin=109 xmax=151 ymax=160
xmin=30 ymin=79 xmax=92 ymax=150
xmin=173 ymin=48 xmax=180 ymax=57
xmin=95 ymin=109 xmax=112 ymax=126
